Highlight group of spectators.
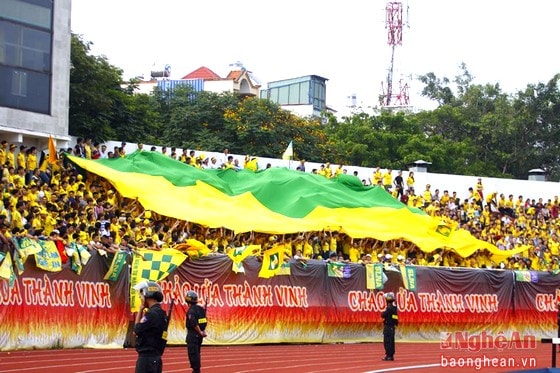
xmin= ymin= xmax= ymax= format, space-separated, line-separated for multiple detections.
xmin=0 ymin=137 xmax=557 ymax=275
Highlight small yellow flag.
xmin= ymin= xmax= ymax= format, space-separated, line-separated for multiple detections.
xmin=282 ymin=141 xmax=293 ymax=160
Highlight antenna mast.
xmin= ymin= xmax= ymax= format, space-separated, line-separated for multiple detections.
xmin=381 ymin=1 xmax=410 ymax=108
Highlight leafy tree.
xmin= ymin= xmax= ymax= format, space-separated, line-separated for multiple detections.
xmin=511 ymin=74 xmax=560 ymax=180
xmin=117 ymin=91 xmax=163 ymax=144
xmin=155 ymin=86 xmax=238 ymax=150
xmin=69 ymin=34 xmax=124 ymax=141
xmin=223 ymin=96 xmax=328 ymax=160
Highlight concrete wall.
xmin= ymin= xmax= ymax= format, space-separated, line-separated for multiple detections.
xmin=204 ymin=80 xmax=234 ymax=94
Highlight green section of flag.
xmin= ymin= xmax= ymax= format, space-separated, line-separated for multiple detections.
xmin=372 ymin=263 xmax=385 ymax=290
xmin=104 ymin=251 xmax=128 ymax=281
xmin=69 ymin=151 xmax=420 ymax=219
xmin=514 ymin=270 xmax=538 ymax=283
xmin=327 ymin=262 xmax=350 ymax=278
xmin=277 ymin=262 xmax=291 ymax=276
xmin=400 ymin=265 xmax=417 ymax=291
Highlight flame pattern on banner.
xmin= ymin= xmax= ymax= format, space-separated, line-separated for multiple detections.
xmin=1 ymin=253 xmax=559 ymax=349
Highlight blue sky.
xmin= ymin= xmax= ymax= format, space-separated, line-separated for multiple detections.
xmin=71 ymin=0 xmax=560 ymax=115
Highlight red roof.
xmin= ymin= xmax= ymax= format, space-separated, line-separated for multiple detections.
xmin=225 ymin=70 xmax=243 ymax=81
xmin=181 ymin=66 xmax=222 ymax=81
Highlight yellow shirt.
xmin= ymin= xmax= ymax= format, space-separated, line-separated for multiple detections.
xmin=373 ymin=170 xmax=382 ymax=185
xmin=245 ymin=158 xmax=258 ymax=172
xmin=549 ymin=240 xmax=559 ymax=256
xmin=330 ymin=237 xmax=337 ymax=252
xmin=43 ymin=215 xmax=57 ymax=235
xmin=303 ymin=242 xmax=313 ymax=258
xmin=382 ymin=172 xmax=392 ymax=186
xmin=27 ymin=153 xmax=38 ymax=171
xmin=11 ymin=209 xmax=23 ymax=229
xmin=6 ymin=151 xmax=15 ymax=168
xmin=349 ymin=246 xmax=361 ymax=263
xmin=85 ymin=144 xmax=92 ymax=159
xmin=498 ymin=197 xmax=506 ymax=208
xmin=406 ymin=175 xmax=414 ymax=188
xmin=423 ymin=190 xmax=432 ymax=204
xmin=12 ymin=174 xmax=25 ymax=188
xmin=17 ymin=152 xmax=26 ymax=170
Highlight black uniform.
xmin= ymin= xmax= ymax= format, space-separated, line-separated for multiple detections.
xmin=134 ymin=303 xmax=168 ymax=373
xmin=557 ymin=303 xmax=560 ymax=352
xmin=557 ymin=303 xmax=560 ymax=338
xmin=381 ymin=301 xmax=398 ymax=360
xmin=186 ymin=303 xmax=207 ymax=373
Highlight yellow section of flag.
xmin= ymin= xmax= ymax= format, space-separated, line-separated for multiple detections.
xmin=0 ymin=251 xmax=16 ymax=288
xmin=176 ymin=239 xmax=212 ymax=259
xmin=228 ymin=245 xmax=261 ymax=263
xmin=35 ymin=240 xmax=62 ymax=272
xmin=228 ymin=245 xmax=261 ymax=274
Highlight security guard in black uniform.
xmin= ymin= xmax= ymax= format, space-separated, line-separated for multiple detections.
xmin=186 ymin=290 xmax=207 ymax=373
xmin=381 ymin=292 xmax=398 ymax=361
xmin=557 ymin=301 xmax=560 ymax=351
xmin=133 ymin=281 xmax=168 ymax=373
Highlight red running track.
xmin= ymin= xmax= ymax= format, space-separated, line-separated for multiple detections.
xmin=0 ymin=342 xmax=555 ymax=372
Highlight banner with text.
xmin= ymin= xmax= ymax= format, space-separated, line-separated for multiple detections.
xmin=1 ymin=253 xmax=560 ymax=349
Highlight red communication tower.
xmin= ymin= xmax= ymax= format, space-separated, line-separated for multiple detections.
xmin=381 ymin=1 xmax=410 ymax=108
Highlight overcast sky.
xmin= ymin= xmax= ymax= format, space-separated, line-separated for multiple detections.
xmin=71 ymin=0 xmax=560 ymax=115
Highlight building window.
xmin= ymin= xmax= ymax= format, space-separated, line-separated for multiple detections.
xmin=278 ymin=86 xmax=289 ymax=104
xmin=11 ymin=70 xmax=27 ymax=96
xmin=288 ymin=83 xmax=299 ymax=104
xmin=0 ymin=0 xmax=52 ymax=114
xmin=0 ymin=0 xmax=53 ymax=29
xmin=299 ymin=81 xmax=310 ymax=104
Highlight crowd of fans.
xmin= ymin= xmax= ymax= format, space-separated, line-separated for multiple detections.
xmin=0 ymin=137 xmax=557 ymax=275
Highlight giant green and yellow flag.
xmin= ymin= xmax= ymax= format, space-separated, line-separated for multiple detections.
xmin=67 ymin=151 xmax=522 ymax=258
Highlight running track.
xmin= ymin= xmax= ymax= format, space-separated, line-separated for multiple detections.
xmin=0 ymin=342 xmax=555 ymax=372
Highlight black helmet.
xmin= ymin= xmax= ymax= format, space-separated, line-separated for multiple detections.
xmin=185 ymin=290 xmax=198 ymax=304
xmin=135 ymin=280 xmax=163 ymax=302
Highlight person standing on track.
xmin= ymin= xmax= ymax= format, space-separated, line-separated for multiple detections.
xmin=133 ymin=281 xmax=168 ymax=373
xmin=185 ymin=290 xmax=208 ymax=373
xmin=381 ymin=292 xmax=398 ymax=361
xmin=557 ymin=301 xmax=560 ymax=351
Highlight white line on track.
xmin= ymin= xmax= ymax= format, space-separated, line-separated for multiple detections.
xmin=364 ymin=363 xmax=441 ymax=372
